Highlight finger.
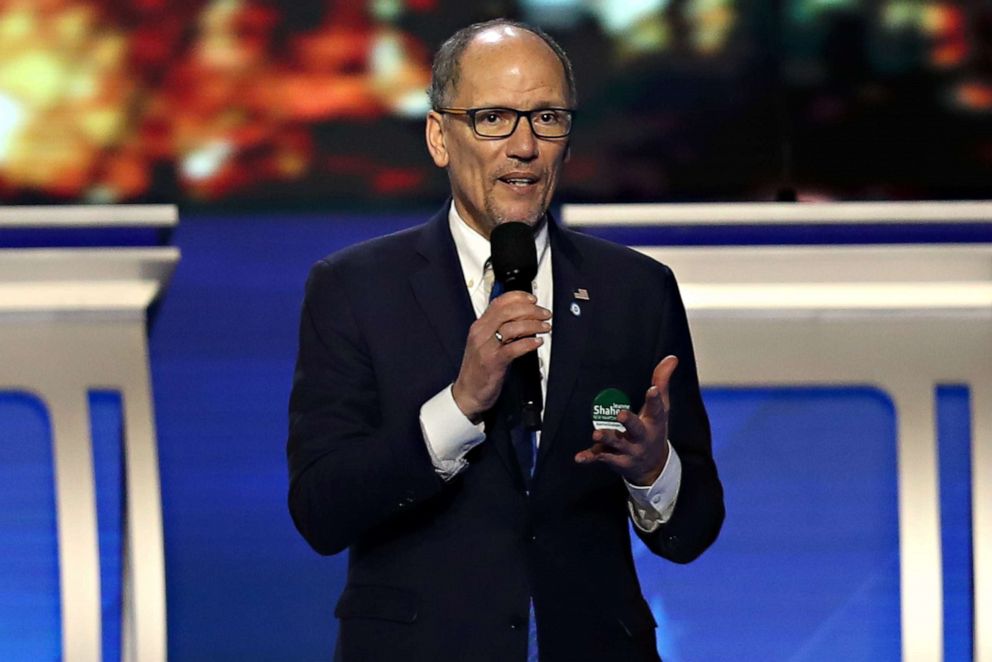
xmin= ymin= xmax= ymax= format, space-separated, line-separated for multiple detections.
xmin=592 ymin=428 xmax=633 ymax=452
xmin=639 ymin=385 xmax=663 ymax=422
xmin=482 ymin=307 xmax=550 ymax=342
xmin=616 ymin=408 xmax=648 ymax=442
xmin=574 ymin=444 xmax=607 ymax=463
xmin=575 ymin=441 xmax=618 ymax=462
xmin=497 ymin=335 xmax=544 ymax=361
xmin=467 ymin=302 xmax=543 ymax=348
xmin=487 ymin=296 xmax=552 ymax=323
xmin=575 ymin=447 xmax=632 ymax=472
xmin=497 ymin=319 xmax=552 ymax=343
xmin=491 ymin=291 xmax=537 ymax=306
xmin=651 ymin=355 xmax=679 ymax=413
xmin=487 ymin=290 xmax=539 ymax=308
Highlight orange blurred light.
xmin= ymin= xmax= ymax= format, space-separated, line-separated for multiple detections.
xmin=923 ymin=4 xmax=969 ymax=68
xmin=955 ymin=80 xmax=992 ymax=111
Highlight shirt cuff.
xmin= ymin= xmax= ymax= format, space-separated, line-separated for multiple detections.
xmin=625 ymin=441 xmax=682 ymax=533
xmin=419 ymin=384 xmax=486 ymax=480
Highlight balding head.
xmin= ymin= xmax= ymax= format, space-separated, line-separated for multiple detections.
xmin=428 ymin=19 xmax=577 ymax=111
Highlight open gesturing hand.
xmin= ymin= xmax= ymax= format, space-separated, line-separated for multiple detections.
xmin=574 ymin=355 xmax=678 ymax=486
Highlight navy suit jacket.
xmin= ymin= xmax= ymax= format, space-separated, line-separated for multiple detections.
xmin=287 ymin=205 xmax=724 ymax=661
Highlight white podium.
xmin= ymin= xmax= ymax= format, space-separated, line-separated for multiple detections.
xmin=564 ymin=201 xmax=992 ymax=662
xmin=0 ymin=205 xmax=179 ymax=662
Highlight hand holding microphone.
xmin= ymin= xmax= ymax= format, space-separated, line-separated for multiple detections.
xmin=452 ymin=222 xmax=550 ymax=425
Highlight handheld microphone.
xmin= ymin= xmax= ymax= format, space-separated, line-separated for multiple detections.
xmin=491 ymin=221 xmax=543 ymax=431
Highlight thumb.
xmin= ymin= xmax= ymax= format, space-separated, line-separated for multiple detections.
xmin=652 ymin=355 xmax=679 ymax=413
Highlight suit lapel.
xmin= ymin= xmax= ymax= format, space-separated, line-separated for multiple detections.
xmin=535 ymin=221 xmax=590 ymax=479
xmin=409 ymin=205 xmax=476 ymax=373
xmin=409 ymin=204 xmax=522 ymax=483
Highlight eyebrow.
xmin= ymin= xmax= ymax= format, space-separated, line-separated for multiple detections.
xmin=464 ymin=102 xmax=570 ymax=109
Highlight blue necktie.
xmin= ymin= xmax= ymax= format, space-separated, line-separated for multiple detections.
xmin=487 ymin=260 xmax=539 ymax=661
xmin=487 ymin=266 xmax=537 ymax=489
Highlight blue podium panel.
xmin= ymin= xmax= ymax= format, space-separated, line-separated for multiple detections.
xmin=89 ymin=391 xmax=124 ymax=662
xmin=938 ymin=386 xmax=973 ymax=662
xmin=0 ymin=392 xmax=61 ymax=661
xmin=637 ymin=387 xmax=901 ymax=662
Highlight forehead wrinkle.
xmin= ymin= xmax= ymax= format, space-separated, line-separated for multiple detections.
xmin=476 ymin=85 xmax=565 ymax=110
xmin=453 ymin=45 xmax=568 ymax=108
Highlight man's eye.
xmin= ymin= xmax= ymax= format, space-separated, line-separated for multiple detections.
xmin=479 ymin=111 xmax=506 ymax=124
xmin=535 ymin=111 xmax=561 ymax=124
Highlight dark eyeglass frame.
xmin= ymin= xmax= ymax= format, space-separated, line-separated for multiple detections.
xmin=436 ymin=107 xmax=576 ymax=139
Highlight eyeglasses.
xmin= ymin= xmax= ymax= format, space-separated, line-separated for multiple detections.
xmin=436 ymin=107 xmax=575 ymax=139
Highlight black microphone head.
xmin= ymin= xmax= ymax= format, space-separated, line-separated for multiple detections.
xmin=491 ymin=222 xmax=537 ymax=289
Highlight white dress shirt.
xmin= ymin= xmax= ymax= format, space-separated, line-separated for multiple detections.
xmin=418 ymin=204 xmax=681 ymax=530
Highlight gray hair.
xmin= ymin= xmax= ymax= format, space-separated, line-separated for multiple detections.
xmin=428 ymin=19 xmax=577 ymax=110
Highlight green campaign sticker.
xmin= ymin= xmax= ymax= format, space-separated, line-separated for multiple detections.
xmin=592 ymin=388 xmax=631 ymax=431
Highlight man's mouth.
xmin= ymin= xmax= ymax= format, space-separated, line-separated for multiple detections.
xmin=497 ymin=173 xmax=540 ymax=188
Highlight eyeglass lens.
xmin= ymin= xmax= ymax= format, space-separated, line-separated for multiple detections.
xmin=472 ymin=108 xmax=572 ymax=138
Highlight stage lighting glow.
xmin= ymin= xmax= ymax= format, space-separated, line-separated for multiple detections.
xmin=0 ymin=0 xmax=984 ymax=204
xmin=0 ymin=93 xmax=26 ymax=162
xmin=181 ymin=140 xmax=233 ymax=181
xmin=594 ymin=0 xmax=668 ymax=34
xmin=688 ymin=0 xmax=735 ymax=55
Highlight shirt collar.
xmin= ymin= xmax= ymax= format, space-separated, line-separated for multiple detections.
xmin=448 ymin=202 xmax=550 ymax=288
xmin=449 ymin=204 xmax=490 ymax=289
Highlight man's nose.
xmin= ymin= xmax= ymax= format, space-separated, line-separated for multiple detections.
xmin=505 ymin=115 xmax=538 ymax=160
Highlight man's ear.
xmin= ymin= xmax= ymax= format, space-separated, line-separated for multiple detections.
xmin=425 ymin=111 xmax=449 ymax=168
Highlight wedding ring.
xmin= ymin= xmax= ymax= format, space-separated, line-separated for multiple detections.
xmin=494 ymin=329 xmax=506 ymax=344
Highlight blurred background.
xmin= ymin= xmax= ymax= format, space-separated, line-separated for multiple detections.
xmin=0 ymin=0 xmax=990 ymax=208
xmin=0 ymin=1 xmax=989 ymax=661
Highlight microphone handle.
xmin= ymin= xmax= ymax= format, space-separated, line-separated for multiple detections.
xmin=516 ymin=351 xmax=543 ymax=431
xmin=502 ymin=278 xmax=543 ymax=431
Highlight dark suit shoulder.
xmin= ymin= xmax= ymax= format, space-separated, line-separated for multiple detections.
xmin=306 ymin=221 xmax=437 ymax=300
xmin=315 ymin=223 xmax=427 ymax=277
xmin=299 ymin=223 xmax=433 ymax=330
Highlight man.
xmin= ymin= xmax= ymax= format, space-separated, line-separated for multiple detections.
xmin=287 ymin=19 xmax=724 ymax=661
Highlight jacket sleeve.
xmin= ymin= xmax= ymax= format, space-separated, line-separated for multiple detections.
xmin=286 ymin=258 xmax=443 ymax=556
xmin=634 ymin=265 xmax=725 ymax=563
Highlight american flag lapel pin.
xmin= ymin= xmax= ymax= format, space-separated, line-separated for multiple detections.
xmin=573 ymin=288 xmax=590 ymax=301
